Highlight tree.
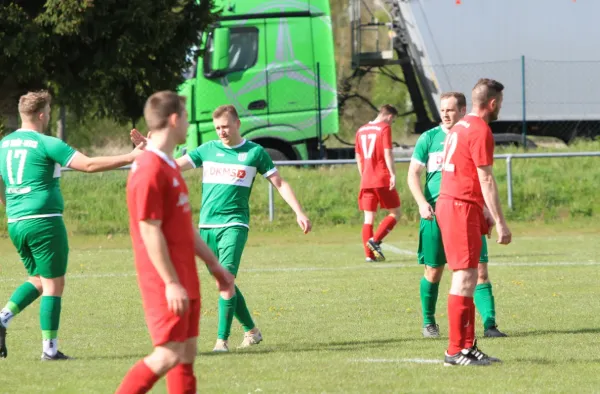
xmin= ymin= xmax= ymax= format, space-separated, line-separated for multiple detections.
xmin=0 ymin=0 xmax=219 ymax=127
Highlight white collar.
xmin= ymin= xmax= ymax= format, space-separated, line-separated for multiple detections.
xmin=147 ymin=145 xmax=177 ymax=169
xmin=222 ymin=139 xmax=247 ymax=149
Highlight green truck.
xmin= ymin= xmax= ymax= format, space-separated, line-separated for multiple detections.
xmin=176 ymin=0 xmax=347 ymax=161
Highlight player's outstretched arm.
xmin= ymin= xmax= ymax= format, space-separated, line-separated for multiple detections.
xmin=267 ymin=172 xmax=312 ymax=234
xmin=68 ymin=145 xmax=143 ymax=173
xmin=477 ymin=165 xmax=511 ymax=245
xmin=0 ymin=176 xmax=5 ymax=206
xmin=407 ymin=161 xmax=434 ymax=220
xmin=384 ymin=148 xmax=396 ymax=190
xmin=139 ymin=219 xmax=189 ymax=316
xmin=191 ymin=226 xmax=234 ymax=293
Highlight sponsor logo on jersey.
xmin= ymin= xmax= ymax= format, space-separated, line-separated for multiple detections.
xmin=173 ymin=178 xmax=180 ymax=187
xmin=237 ymin=152 xmax=248 ymax=161
xmin=202 ymin=161 xmax=257 ymax=188
xmin=427 ymin=152 xmax=444 ymax=173
xmin=456 ymin=120 xmax=471 ymax=128
xmin=176 ymin=192 xmax=190 ymax=212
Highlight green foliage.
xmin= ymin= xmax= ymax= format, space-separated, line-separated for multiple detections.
xmin=0 ymin=0 xmax=219 ymax=122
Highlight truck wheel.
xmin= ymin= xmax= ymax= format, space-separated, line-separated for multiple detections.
xmin=264 ymin=148 xmax=289 ymax=161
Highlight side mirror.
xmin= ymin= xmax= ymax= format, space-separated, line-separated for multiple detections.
xmin=210 ymin=27 xmax=230 ymax=72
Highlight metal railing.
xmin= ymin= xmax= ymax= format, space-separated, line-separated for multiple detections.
xmin=62 ymin=152 xmax=600 ymax=219
xmin=265 ymin=152 xmax=600 ymax=220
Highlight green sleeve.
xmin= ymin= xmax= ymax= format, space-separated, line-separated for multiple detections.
xmin=256 ymin=147 xmax=277 ymax=177
xmin=411 ymin=132 xmax=429 ymax=166
xmin=43 ymin=136 xmax=77 ymax=166
xmin=186 ymin=146 xmax=203 ymax=168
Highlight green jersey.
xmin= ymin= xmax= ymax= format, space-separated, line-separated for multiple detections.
xmin=185 ymin=139 xmax=276 ymax=228
xmin=411 ymin=125 xmax=448 ymax=205
xmin=0 ymin=130 xmax=76 ymax=222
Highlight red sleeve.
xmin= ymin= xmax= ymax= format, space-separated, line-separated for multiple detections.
xmin=470 ymin=125 xmax=494 ymax=167
xmin=132 ymin=163 xmax=164 ymax=222
xmin=355 ymin=130 xmax=361 ymax=154
xmin=382 ymin=125 xmax=392 ymax=149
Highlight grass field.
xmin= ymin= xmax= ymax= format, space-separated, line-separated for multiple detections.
xmin=0 ymin=222 xmax=599 ymax=393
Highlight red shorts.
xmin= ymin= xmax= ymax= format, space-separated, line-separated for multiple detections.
xmin=141 ymin=295 xmax=201 ymax=347
xmin=358 ymin=187 xmax=401 ymax=211
xmin=435 ymin=198 xmax=488 ymax=270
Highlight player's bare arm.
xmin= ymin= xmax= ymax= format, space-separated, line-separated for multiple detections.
xmin=68 ymin=145 xmax=143 ymax=173
xmin=267 ymin=172 xmax=312 ymax=234
xmin=477 ymin=165 xmax=511 ymax=244
xmin=130 ymin=129 xmax=195 ymax=171
xmin=191 ymin=226 xmax=234 ymax=293
xmin=407 ymin=161 xmax=434 ymax=220
xmin=355 ymin=152 xmax=363 ymax=175
xmin=139 ymin=219 xmax=189 ymax=316
xmin=0 ymin=176 xmax=5 ymax=206
xmin=384 ymin=148 xmax=396 ymax=190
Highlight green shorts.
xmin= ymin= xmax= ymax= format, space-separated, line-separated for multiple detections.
xmin=8 ymin=216 xmax=69 ymax=278
xmin=199 ymin=226 xmax=248 ymax=277
xmin=417 ymin=216 xmax=488 ymax=268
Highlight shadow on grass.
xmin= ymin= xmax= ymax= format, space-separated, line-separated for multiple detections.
xmin=502 ymin=327 xmax=600 ymax=338
xmin=197 ymin=337 xmax=412 ymax=357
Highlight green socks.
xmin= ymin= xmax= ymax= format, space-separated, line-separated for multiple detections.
xmin=217 ymin=294 xmax=237 ymax=340
xmin=234 ymin=285 xmax=255 ymax=332
xmin=474 ymin=282 xmax=497 ymax=330
xmin=40 ymin=296 xmax=61 ymax=356
xmin=420 ymin=277 xmax=439 ymax=326
xmin=0 ymin=282 xmax=41 ymax=328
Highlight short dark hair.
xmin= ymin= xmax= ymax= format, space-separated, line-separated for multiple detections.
xmin=379 ymin=104 xmax=398 ymax=117
xmin=440 ymin=91 xmax=467 ymax=108
xmin=143 ymin=91 xmax=186 ymax=130
xmin=212 ymin=104 xmax=239 ymax=120
xmin=472 ymin=78 xmax=504 ymax=105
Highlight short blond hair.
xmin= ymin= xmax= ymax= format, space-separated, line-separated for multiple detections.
xmin=143 ymin=91 xmax=186 ymax=130
xmin=212 ymin=104 xmax=239 ymax=120
xmin=19 ymin=90 xmax=51 ymax=117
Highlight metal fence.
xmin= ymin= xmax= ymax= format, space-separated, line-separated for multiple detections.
xmin=264 ymin=152 xmax=600 ymax=221
xmin=63 ymin=152 xmax=600 ymax=220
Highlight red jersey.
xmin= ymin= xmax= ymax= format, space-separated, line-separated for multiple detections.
xmin=126 ymin=148 xmax=200 ymax=300
xmin=439 ymin=114 xmax=494 ymax=209
xmin=355 ymin=121 xmax=393 ymax=189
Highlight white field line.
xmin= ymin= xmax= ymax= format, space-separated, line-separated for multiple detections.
xmin=380 ymin=243 xmax=417 ymax=256
xmin=0 ymin=261 xmax=597 ymax=283
xmin=349 ymin=358 xmax=442 ymax=364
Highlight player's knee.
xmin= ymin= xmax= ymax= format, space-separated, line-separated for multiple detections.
xmin=28 ymin=276 xmax=43 ymax=293
xmin=40 ymin=276 xmax=65 ymax=296
xmin=179 ymin=339 xmax=197 ymax=364
xmin=148 ymin=345 xmax=182 ymax=373
xmin=388 ymin=207 xmax=401 ymax=219
xmin=477 ymin=264 xmax=489 ymax=283
xmin=425 ymin=266 xmax=443 ymax=283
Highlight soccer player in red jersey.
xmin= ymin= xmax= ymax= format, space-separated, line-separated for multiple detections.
xmin=436 ymin=79 xmax=512 ymax=366
xmin=355 ymin=104 xmax=401 ymax=262
xmin=116 ymin=91 xmax=234 ymax=393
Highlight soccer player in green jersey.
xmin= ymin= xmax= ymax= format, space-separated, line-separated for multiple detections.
xmin=0 ymin=91 xmax=143 ymax=360
xmin=406 ymin=92 xmax=507 ymax=339
xmin=131 ymin=104 xmax=311 ymax=352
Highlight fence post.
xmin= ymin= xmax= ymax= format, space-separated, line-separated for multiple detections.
xmin=521 ymin=55 xmax=527 ymax=150
xmin=268 ymin=182 xmax=275 ymax=221
xmin=316 ymin=62 xmax=324 ymax=159
xmin=506 ymin=155 xmax=513 ymax=210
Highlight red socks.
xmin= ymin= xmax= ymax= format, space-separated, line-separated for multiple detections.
xmin=166 ymin=363 xmax=196 ymax=394
xmin=115 ymin=360 xmax=160 ymax=394
xmin=465 ymin=300 xmax=476 ymax=349
xmin=362 ymin=224 xmax=374 ymax=259
xmin=373 ymin=216 xmax=397 ymax=243
xmin=447 ymin=294 xmax=473 ymax=355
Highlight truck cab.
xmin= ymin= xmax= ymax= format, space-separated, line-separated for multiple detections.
xmin=176 ymin=0 xmax=340 ymax=160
